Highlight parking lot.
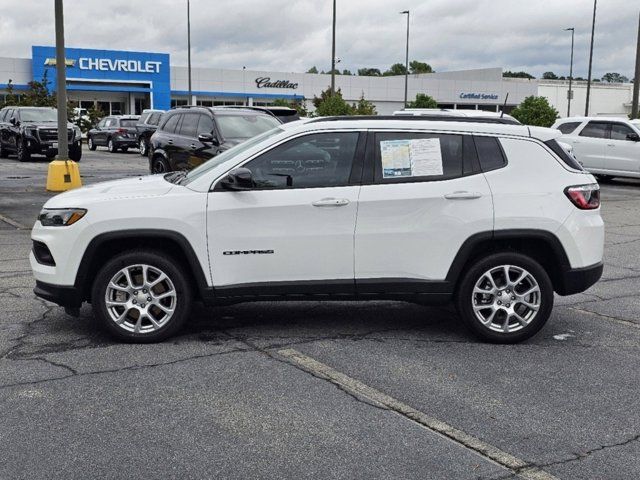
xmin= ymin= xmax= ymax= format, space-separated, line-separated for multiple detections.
xmin=1 ymin=149 xmax=639 ymax=479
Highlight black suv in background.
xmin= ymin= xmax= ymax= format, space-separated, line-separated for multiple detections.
xmin=135 ymin=109 xmax=164 ymax=156
xmin=226 ymin=106 xmax=301 ymax=123
xmin=87 ymin=115 xmax=140 ymax=153
xmin=0 ymin=106 xmax=82 ymax=162
xmin=148 ymin=106 xmax=281 ymax=173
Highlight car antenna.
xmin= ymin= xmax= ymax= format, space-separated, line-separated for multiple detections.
xmin=500 ymin=93 xmax=509 ymax=118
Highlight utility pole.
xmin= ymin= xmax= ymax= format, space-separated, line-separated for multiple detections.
xmin=401 ymin=10 xmax=410 ymax=107
xmin=632 ymin=11 xmax=640 ymax=119
xmin=585 ymin=0 xmax=597 ymax=116
xmin=187 ymin=0 xmax=192 ymax=105
xmin=54 ymin=0 xmax=68 ymax=160
xmin=565 ymin=27 xmax=575 ymax=117
xmin=330 ymin=0 xmax=336 ymax=95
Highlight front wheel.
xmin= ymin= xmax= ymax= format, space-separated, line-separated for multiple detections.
xmin=107 ymin=138 xmax=117 ymax=153
xmin=456 ymin=252 xmax=554 ymax=343
xmin=91 ymin=250 xmax=192 ymax=342
xmin=151 ymin=156 xmax=170 ymax=173
xmin=16 ymin=138 xmax=30 ymax=162
xmin=88 ymin=136 xmax=97 ymax=151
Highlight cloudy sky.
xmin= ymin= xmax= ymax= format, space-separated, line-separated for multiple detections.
xmin=0 ymin=0 xmax=637 ymax=79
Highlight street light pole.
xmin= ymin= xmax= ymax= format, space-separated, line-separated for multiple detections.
xmin=585 ymin=0 xmax=597 ymax=116
xmin=632 ymin=11 xmax=640 ymax=119
xmin=54 ymin=0 xmax=68 ymax=160
xmin=187 ymin=0 xmax=192 ymax=105
xmin=330 ymin=0 xmax=336 ymax=95
xmin=401 ymin=10 xmax=410 ymax=108
xmin=565 ymin=27 xmax=575 ymax=117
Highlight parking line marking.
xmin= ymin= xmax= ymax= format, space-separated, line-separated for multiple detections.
xmin=278 ymin=348 xmax=558 ymax=480
xmin=0 ymin=213 xmax=29 ymax=230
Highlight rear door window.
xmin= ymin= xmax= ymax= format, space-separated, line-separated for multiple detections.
xmin=579 ymin=121 xmax=609 ymax=139
xmin=373 ymin=132 xmax=465 ymax=183
xmin=557 ymin=122 xmax=582 ymax=134
xmin=161 ymin=114 xmax=181 ymax=133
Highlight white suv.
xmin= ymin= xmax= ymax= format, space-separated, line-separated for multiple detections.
xmin=552 ymin=117 xmax=640 ymax=180
xmin=30 ymin=118 xmax=604 ymax=343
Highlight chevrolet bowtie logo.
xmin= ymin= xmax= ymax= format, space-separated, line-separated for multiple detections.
xmin=43 ymin=58 xmax=76 ymax=67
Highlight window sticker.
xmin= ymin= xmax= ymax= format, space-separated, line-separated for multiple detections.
xmin=380 ymin=138 xmax=443 ymax=178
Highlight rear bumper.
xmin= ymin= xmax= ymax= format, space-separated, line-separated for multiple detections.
xmin=556 ymin=261 xmax=603 ymax=296
xmin=34 ymin=281 xmax=82 ymax=308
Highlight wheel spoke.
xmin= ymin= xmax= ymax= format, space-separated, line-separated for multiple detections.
xmin=511 ymin=312 xmax=529 ymax=326
xmin=518 ymin=299 xmax=539 ymax=311
xmin=520 ymin=286 xmax=540 ymax=297
xmin=134 ymin=314 xmax=143 ymax=333
xmin=503 ymin=265 xmax=511 ymax=286
xmin=109 ymin=282 xmax=129 ymax=293
xmin=513 ymin=270 xmax=527 ymax=287
xmin=106 ymin=299 xmax=127 ymax=308
xmin=154 ymin=290 xmax=175 ymax=300
xmin=155 ymin=303 xmax=175 ymax=314
xmin=502 ymin=315 xmax=510 ymax=332
xmin=122 ymin=268 xmax=135 ymax=289
xmin=481 ymin=308 xmax=498 ymax=326
xmin=150 ymin=273 xmax=167 ymax=287
xmin=115 ymin=310 xmax=129 ymax=324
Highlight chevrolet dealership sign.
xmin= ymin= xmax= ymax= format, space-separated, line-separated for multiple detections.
xmin=78 ymin=58 xmax=162 ymax=73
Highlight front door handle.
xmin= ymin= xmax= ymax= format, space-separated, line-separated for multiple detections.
xmin=444 ymin=191 xmax=482 ymax=200
xmin=312 ymin=198 xmax=350 ymax=207
xmin=167 ymin=139 xmax=174 ymax=145
xmin=189 ymin=144 xmax=197 ymax=149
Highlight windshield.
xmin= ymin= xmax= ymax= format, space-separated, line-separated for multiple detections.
xmin=19 ymin=108 xmax=58 ymax=122
xmin=216 ymin=114 xmax=281 ymax=139
xmin=180 ymin=127 xmax=284 ymax=186
xmin=120 ymin=119 xmax=138 ymax=127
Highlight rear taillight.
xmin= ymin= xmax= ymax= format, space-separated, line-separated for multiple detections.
xmin=116 ymin=128 xmax=127 ymax=134
xmin=564 ymin=184 xmax=600 ymax=210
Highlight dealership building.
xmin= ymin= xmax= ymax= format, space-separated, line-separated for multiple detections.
xmin=0 ymin=46 xmax=635 ymax=118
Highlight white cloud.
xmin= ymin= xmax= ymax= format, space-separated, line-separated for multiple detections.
xmin=0 ymin=0 xmax=636 ymax=79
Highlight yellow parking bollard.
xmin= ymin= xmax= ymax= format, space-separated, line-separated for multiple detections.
xmin=46 ymin=160 xmax=82 ymax=192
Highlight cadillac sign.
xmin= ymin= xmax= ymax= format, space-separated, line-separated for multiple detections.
xmin=255 ymin=77 xmax=298 ymax=89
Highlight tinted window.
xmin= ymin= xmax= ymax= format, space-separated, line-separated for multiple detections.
xmin=120 ymin=119 xmax=137 ymax=128
xmin=557 ymin=122 xmax=582 ymax=134
xmin=610 ymin=123 xmax=634 ymax=141
xmin=149 ymin=113 xmax=162 ymax=125
xmin=544 ymin=139 xmax=583 ymax=171
xmin=216 ymin=114 xmax=281 ymax=139
xmin=580 ymin=122 xmax=609 ymax=139
xmin=474 ymin=136 xmax=506 ymax=172
xmin=139 ymin=112 xmax=150 ymax=124
xmin=179 ymin=113 xmax=199 ymax=137
xmin=374 ymin=132 xmax=464 ymax=182
xmin=197 ymin=114 xmax=214 ymax=135
xmin=161 ymin=114 xmax=181 ymax=133
xmin=244 ymin=132 xmax=359 ymax=189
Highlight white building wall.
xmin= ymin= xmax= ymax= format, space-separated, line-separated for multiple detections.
xmin=538 ymin=81 xmax=633 ymax=118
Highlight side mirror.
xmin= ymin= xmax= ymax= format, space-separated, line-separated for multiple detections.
xmin=9 ymin=117 xmax=18 ymax=126
xmin=219 ymin=168 xmax=254 ymax=191
xmin=627 ymin=132 xmax=640 ymax=142
xmin=198 ymin=133 xmax=219 ymax=146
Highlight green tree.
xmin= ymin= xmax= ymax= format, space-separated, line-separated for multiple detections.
xmin=542 ymin=71 xmax=558 ymax=80
xmin=313 ymin=87 xmax=353 ymax=116
xmin=511 ymin=96 xmax=559 ymax=127
xmin=357 ymin=67 xmax=381 ymax=76
xmin=409 ymin=60 xmax=433 ymax=74
xmin=383 ymin=63 xmax=408 ymax=76
xmin=406 ymin=93 xmax=438 ymax=109
xmin=351 ymin=94 xmax=377 ymax=115
xmin=0 ymin=80 xmax=19 ymax=108
xmin=342 ymin=69 xmax=352 ymax=75
xmin=306 ymin=66 xmax=319 ymax=74
xmin=503 ymin=70 xmax=535 ymax=79
xmin=601 ymin=72 xmax=629 ymax=83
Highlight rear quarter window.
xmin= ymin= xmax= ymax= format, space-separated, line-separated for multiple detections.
xmin=545 ymin=139 xmax=584 ymax=171
xmin=557 ymin=122 xmax=582 ymax=134
xmin=474 ymin=136 xmax=506 ymax=172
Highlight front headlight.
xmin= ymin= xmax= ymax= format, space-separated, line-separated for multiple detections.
xmin=38 ymin=208 xmax=87 ymax=227
xmin=25 ymin=128 xmax=38 ymax=137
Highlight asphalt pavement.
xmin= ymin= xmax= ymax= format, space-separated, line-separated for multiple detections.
xmin=0 ymin=147 xmax=639 ymax=479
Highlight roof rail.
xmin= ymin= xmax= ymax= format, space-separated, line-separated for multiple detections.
xmin=307 ymin=115 xmax=521 ymax=125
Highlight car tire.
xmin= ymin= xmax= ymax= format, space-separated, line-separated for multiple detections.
xmin=16 ymin=138 xmax=30 ymax=162
xmin=139 ymin=138 xmax=147 ymax=156
xmin=121 ymin=147 xmax=129 ymax=153
xmin=107 ymin=138 xmax=117 ymax=153
xmin=456 ymin=252 xmax=554 ymax=344
xmin=46 ymin=152 xmax=56 ymax=160
xmin=151 ymin=156 xmax=170 ymax=174
xmin=91 ymin=250 xmax=193 ymax=343
xmin=0 ymin=141 xmax=8 ymax=158
xmin=70 ymin=146 xmax=82 ymax=162
xmin=88 ymin=136 xmax=97 ymax=151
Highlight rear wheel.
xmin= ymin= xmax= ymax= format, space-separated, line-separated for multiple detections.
xmin=151 ymin=156 xmax=170 ymax=173
xmin=91 ymin=250 xmax=192 ymax=342
xmin=88 ymin=136 xmax=97 ymax=151
xmin=107 ymin=138 xmax=117 ymax=153
xmin=456 ymin=252 xmax=553 ymax=343
xmin=139 ymin=138 xmax=147 ymax=156
xmin=16 ymin=138 xmax=30 ymax=162
xmin=121 ymin=147 xmax=129 ymax=153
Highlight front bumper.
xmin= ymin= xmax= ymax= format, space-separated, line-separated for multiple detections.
xmin=34 ymin=280 xmax=82 ymax=308
xmin=556 ymin=261 xmax=603 ymax=296
xmin=26 ymin=137 xmax=82 ymax=154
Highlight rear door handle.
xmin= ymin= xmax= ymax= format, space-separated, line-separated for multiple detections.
xmin=312 ymin=198 xmax=350 ymax=207
xmin=189 ymin=144 xmax=197 ymax=149
xmin=607 ymin=144 xmax=615 ymax=147
xmin=167 ymin=139 xmax=174 ymax=145
xmin=444 ymin=191 xmax=482 ymax=200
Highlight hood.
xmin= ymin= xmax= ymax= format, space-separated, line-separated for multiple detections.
xmin=45 ymin=174 xmax=174 ymax=208
xmin=22 ymin=121 xmax=76 ymax=129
